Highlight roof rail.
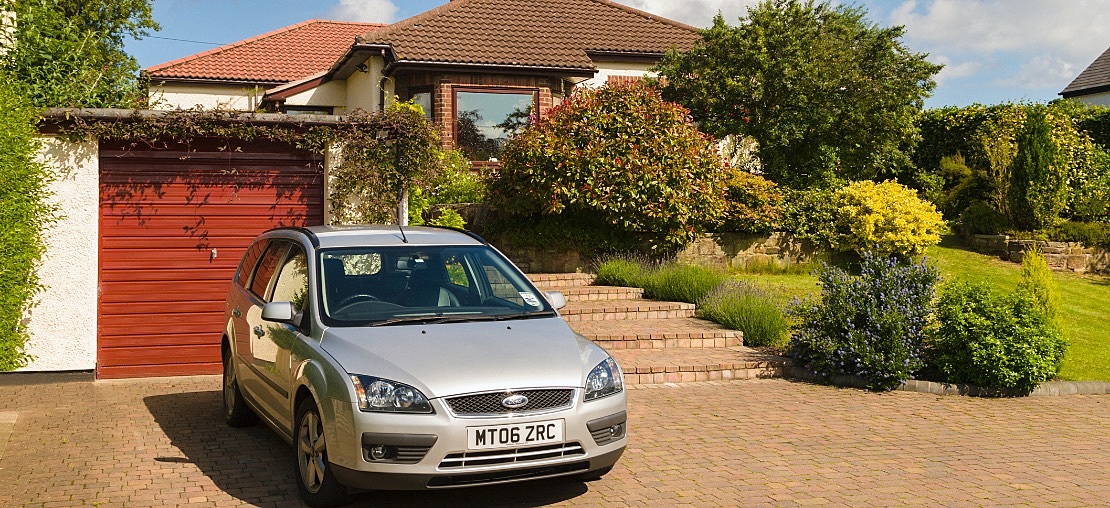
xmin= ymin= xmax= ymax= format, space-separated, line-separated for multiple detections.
xmin=425 ymin=225 xmax=489 ymax=245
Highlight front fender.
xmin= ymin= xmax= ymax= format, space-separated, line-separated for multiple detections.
xmin=292 ymin=356 xmax=362 ymax=470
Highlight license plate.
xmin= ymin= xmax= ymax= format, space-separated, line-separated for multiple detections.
xmin=467 ymin=420 xmax=564 ymax=450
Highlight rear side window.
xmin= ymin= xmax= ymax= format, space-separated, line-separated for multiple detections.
xmin=249 ymin=242 xmax=287 ymax=300
xmin=236 ymin=240 xmax=268 ymax=287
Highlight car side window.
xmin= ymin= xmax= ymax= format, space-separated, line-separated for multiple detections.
xmin=236 ymin=240 xmax=268 ymax=288
xmin=249 ymin=242 xmax=287 ymax=300
xmin=271 ymin=246 xmax=309 ymax=311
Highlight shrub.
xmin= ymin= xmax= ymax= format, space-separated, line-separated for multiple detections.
xmin=833 ymin=180 xmax=946 ymax=258
xmin=698 ymin=281 xmax=789 ymax=349
xmin=1047 ymin=220 xmax=1110 ymax=248
xmin=1 ymin=76 xmax=56 ymax=370
xmin=715 ymin=169 xmax=784 ymax=234
xmin=640 ymin=263 xmax=728 ymax=304
xmin=491 ymin=82 xmax=727 ymax=250
xmin=780 ymin=186 xmax=842 ymax=252
xmin=427 ymin=149 xmax=486 ymax=205
xmin=957 ymin=200 xmax=1011 ymax=236
xmin=788 ymin=252 xmax=939 ymax=391
xmin=1008 ymin=108 xmax=1067 ymax=231
xmin=1016 ymin=245 xmax=1060 ymax=324
xmin=927 ymin=280 xmax=1067 ymax=392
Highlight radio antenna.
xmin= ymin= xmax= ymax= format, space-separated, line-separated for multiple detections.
xmin=398 ymin=223 xmax=409 ymax=243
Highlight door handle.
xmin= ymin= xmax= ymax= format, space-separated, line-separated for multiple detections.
xmin=253 ymin=325 xmax=264 ymax=337
xmin=233 ymin=308 xmax=242 ymax=318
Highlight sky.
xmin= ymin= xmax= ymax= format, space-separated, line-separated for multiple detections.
xmin=123 ymin=0 xmax=1110 ymax=109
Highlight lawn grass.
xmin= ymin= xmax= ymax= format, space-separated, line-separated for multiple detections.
xmin=734 ymin=236 xmax=1110 ymax=381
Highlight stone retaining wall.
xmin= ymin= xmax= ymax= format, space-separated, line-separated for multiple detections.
xmin=967 ymin=234 xmax=1110 ymax=274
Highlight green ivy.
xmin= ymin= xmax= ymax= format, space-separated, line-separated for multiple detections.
xmin=59 ymin=103 xmax=442 ymax=225
xmin=0 ymin=77 xmax=57 ymax=370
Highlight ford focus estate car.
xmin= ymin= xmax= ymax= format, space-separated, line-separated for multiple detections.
xmin=221 ymin=225 xmax=626 ymax=507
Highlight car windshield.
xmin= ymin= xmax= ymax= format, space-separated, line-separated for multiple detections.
xmin=317 ymin=245 xmax=554 ymax=326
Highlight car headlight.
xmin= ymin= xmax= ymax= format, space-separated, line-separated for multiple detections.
xmin=350 ymin=375 xmax=434 ymax=413
xmin=584 ymin=357 xmax=623 ymax=401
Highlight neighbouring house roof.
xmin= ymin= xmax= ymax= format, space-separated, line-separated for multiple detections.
xmin=1061 ymin=45 xmax=1110 ymax=98
xmin=349 ymin=0 xmax=699 ymax=74
xmin=145 ymin=19 xmax=386 ymax=85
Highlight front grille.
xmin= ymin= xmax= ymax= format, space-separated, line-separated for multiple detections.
xmin=428 ymin=461 xmax=589 ymax=488
xmin=393 ymin=446 xmax=433 ymax=464
xmin=438 ymin=442 xmax=585 ymax=469
xmin=446 ymin=389 xmax=574 ymax=416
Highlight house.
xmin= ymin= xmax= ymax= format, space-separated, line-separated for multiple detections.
xmin=145 ymin=19 xmax=385 ymax=112
xmin=147 ymin=0 xmax=699 ymax=161
xmin=1060 ymin=45 xmax=1110 ymax=106
xmin=21 ymin=0 xmax=700 ymax=379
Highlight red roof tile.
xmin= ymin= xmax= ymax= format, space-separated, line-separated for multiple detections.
xmin=363 ymin=0 xmax=699 ymax=70
xmin=146 ymin=20 xmax=385 ymax=84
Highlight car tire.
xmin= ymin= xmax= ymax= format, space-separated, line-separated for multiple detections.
xmin=294 ymin=398 xmax=350 ymax=508
xmin=574 ymin=465 xmax=614 ymax=482
xmin=222 ymin=345 xmax=259 ymax=427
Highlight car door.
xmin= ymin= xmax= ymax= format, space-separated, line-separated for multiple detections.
xmin=252 ymin=242 xmax=310 ymax=431
xmin=239 ymin=240 xmax=289 ymax=419
xmin=229 ymin=239 xmax=268 ymax=384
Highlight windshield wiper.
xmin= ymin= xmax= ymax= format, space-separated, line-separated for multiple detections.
xmin=366 ymin=314 xmax=452 ymax=327
xmin=491 ymin=310 xmax=558 ymax=321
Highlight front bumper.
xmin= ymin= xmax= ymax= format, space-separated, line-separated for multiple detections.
xmin=325 ymin=393 xmax=627 ymax=490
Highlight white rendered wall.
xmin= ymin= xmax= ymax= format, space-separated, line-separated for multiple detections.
xmin=150 ymin=83 xmax=265 ymax=111
xmin=346 ymin=57 xmax=391 ymax=113
xmin=579 ymin=61 xmax=657 ymax=88
xmin=21 ymin=137 xmax=99 ymax=372
xmin=285 ymin=80 xmax=349 ymax=114
xmin=1074 ymin=92 xmax=1110 ymax=107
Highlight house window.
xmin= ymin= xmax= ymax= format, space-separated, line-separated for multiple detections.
xmin=410 ymin=91 xmax=432 ymax=119
xmin=454 ymin=88 xmax=536 ymax=161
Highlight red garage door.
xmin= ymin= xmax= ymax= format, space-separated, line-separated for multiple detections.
xmin=98 ymin=139 xmax=324 ymax=378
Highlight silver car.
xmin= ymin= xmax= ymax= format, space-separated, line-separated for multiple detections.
xmin=221 ymin=225 xmax=627 ymax=507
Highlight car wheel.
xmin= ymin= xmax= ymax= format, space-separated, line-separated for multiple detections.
xmin=222 ymin=345 xmax=259 ymax=427
xmin=295 ymin=398 xmax=350 ymax=508
xmin=575 ymin=465 xmax=613 ymax=482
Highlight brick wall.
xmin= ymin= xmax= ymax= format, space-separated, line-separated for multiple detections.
xmin=968 ymin=235 xmax=1110 ymax=274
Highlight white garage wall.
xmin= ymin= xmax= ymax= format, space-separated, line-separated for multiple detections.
xmin=21 ymin=137 xmax=100 ymax=372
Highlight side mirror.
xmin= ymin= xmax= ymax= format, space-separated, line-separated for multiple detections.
xmin=261 ymin=301 xmax=297 ymax=323
xmin=544 ymin=291 xmax=567 ymax=310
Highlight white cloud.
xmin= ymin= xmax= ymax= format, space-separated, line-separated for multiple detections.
xmin=615 ymin=0 xmax=762 ymax=27
xmin=328 ymin=0 xmax=399 ymax=24
xmin=887 ymin=0 xmax=1110 ymax=90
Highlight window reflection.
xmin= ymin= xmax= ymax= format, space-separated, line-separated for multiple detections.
xmin=455 ymin=90 xmax=535 ymax=161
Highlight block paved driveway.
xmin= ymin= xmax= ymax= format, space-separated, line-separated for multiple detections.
xmin=1 ymin=376 xmax=1107 ymax=507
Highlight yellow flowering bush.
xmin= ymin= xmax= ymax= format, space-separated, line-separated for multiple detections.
xmin=834 ymin=180 xmax=945 ymax=258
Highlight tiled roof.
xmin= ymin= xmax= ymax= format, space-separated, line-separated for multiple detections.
xmin=361 ymin=0 xmax=699 ymax=70
xmin=1061 ymin=45 xmax=1110 ymax=97
xmin=146 ymin=20 xmax=385 ymax=83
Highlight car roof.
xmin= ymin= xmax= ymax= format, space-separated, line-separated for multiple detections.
xmin=267 ymin=225 xmax=486 ymax=249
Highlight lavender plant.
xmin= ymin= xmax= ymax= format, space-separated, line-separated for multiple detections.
xmin=788 ymin=252 xmax=939 ymax=391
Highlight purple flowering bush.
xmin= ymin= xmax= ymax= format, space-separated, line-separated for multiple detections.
xmin=788 ymin=252 xmax=939 ymax=391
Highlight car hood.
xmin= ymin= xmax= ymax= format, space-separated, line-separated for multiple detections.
xmin=320 ymin=317 xmax=603 ymax=399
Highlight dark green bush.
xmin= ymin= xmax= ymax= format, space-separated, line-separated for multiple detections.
xmin=1047 ymin=221 xmax=1110 ymax=247
xmin=1009 ymin=108 xmax=1067 ymax=231
xmin=927 ymin=280 xmax=1067 ymax=393
xmin=788 ymin=252 xmax=940 ymax=391
xmin=1 ymin=76 xmax=56 ymax=370
xmin=780 ymin=186 xmax=842 ymax=252
xmin=698 ymin=281 xmax=789 ymax=349
xmin=958 ymin=201 xmax=1011 ymax=236
xmin=491 ymin=82 xmax=727 ymax=250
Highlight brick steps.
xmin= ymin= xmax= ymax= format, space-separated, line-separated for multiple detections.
xmin=610 ymin=347 xmax=790 ymax=385
xmin=559 ymin=299 xmax=697 ymax=322
xmin=572 ymin=317 xmax=742 ymax=349
xmin=530 ymin=272 xmax=793 ymax=386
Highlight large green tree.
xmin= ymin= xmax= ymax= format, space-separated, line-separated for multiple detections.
xmin=1 ymin=0 xmax=159 ymax=108
xmin=655 ymin=0 xmax=942 ymax=188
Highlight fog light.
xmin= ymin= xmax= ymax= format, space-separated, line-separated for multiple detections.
xmin=369 ymin=445 xmax=389 ymax=460
xmin=610 ymin=423 xmax=624 ymax=438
